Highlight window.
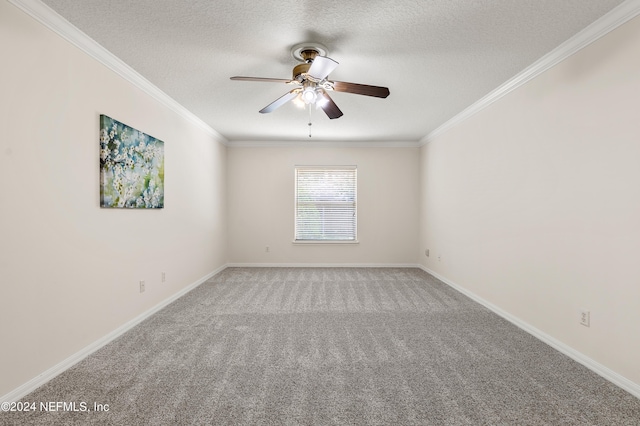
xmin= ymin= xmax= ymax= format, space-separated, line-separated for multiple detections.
xmin=295 ymin=166 xmax=357 ymax=242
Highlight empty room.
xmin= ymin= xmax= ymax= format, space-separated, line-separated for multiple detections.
xmin=1 ymin=0 xmax=639 ymax=424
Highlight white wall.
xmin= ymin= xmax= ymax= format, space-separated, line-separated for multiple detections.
xmin=0 ymin=2 xmax=227 ymax=397
xmin=419 ymin=15 xmax=640 ymax=386
xmin=227 ymin=145 xmax=419 ymax=265
xmin=4 ymin=0 xmax=638 ymax=402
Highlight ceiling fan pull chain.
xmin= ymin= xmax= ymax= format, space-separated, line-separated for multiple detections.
xmin=308 ymin=104 xmax=312 ymax=138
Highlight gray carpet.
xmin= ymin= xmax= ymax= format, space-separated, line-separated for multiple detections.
xmin=2 ymin=267 xmax=639 ymax=425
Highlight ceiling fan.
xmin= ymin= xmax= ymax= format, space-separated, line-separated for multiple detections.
xmin=230 ymin=43 xmax=390 ymax=120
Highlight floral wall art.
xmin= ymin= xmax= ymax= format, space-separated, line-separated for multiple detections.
xmin=99 ymin=114 xmax=164 ymax=208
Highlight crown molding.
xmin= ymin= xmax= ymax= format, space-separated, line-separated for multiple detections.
xmin=227 ymin=140 xmax=421 ymax=148
xmin=12 ymin=0 xmax=639 ymax=149
xmin=419 ymin=0 xmax=640 ymax=146
xmin=8 ymin=0 xmax=229 ymax=146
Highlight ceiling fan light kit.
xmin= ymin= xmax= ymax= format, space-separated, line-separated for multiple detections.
xmin=301 ymin=85 xmax=317 ymax=104
xmin=230 ymin=42 xmax=389 ymax=123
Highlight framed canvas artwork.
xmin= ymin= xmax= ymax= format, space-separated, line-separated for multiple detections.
xmin=99 ymin=114 xmax=164 ymax=208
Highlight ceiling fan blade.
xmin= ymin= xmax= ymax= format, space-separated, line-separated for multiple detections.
xmin=332 ymin=81 xmax=390 ymax=98
xmin=307 ymin=56 xmax=339 ymax=81
xmin=231 ymin=76 xmax=294 ymax=84
xmin=318 ymin=91 xmax=343 ymax=119
xmin=259 ymin=90 xmax=299 ymax=114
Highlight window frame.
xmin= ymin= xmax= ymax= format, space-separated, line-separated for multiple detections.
xmin=293 ymin=166 xmax=358 ymax=244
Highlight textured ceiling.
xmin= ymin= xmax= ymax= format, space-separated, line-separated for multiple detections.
xmin=39 ymin=0 xmax=625 ymax=142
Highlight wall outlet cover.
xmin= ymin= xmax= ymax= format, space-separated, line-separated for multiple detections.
xmin=580 ymin=309 xmax=590 ymax=327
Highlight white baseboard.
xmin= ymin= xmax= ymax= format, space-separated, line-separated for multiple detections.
xmin=418 ymin=265 xmax=640 ymax=400
xmin=1 ymin=264 xmax=227 ymax=403
xmin=7 ymin=263 xmax=636 ymax=403
xmin=226 ymin=263 xmax=423 ymax=268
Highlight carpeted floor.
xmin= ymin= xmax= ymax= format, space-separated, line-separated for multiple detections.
xmin=2 ymin=267 xmax=639 ymax=425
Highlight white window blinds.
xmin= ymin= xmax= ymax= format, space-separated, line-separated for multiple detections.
xmin=295 ymin=166 xmax=357 ymax=241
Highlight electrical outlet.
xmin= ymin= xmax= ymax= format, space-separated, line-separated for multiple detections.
xmin=161 ymin=272 xmax=166 ymax=282
xmin=580 ymin=309 xmax=590 ymax=327
xmin=139 ymin=281 xmax=145 ymax=293
xmin=425 ymin=249 xmax=429 ymax=257
xmin=437 ymin=254 xmax=441 ymax=262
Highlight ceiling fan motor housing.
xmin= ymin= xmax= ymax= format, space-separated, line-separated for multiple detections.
xmin=292 ymin=63 xmax=311 ymax=81
xmin=300 ymin=49 xmax=320 ymax=63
